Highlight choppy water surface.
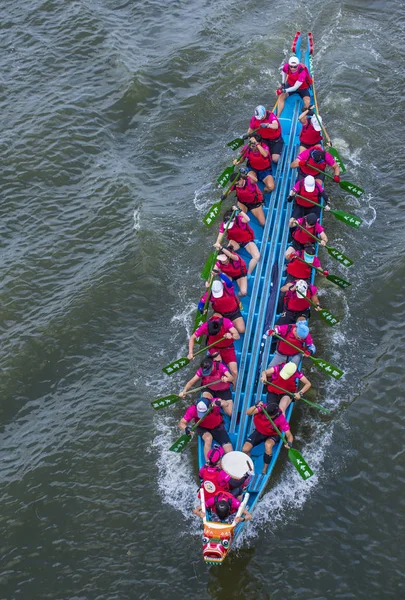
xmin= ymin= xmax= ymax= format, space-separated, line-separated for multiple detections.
xmin=1 ymin=1 xmax=404 ymax=599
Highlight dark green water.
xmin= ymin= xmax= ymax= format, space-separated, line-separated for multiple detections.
xmin=1 ymin=1 xmax=404 ymax=599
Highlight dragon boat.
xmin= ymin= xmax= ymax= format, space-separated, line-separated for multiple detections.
xmin=198 ymin=32 xmax=317 ymax=564
xmin=156 ymin=31 xmax=363 ymax=565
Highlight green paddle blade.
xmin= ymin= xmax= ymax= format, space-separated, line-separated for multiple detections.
xmin=326 ymin=246 xmax=354 ymax=268
xmin=311 ymin=357 xmax=344 ymax=380
xmin=331 ymin=209 xmax=362 ymax=229
xmin=151 ymin=394 xmax=180 ymax=410
xmin=217 ymin=166 xmax=234 ymax=187
xmin=203 ymin=201 xmax=222 ymax=227
xmin=328 ymin=146 xmax=346 ymax=173
xmin=169 ymin=433 xmax=192 ymax=453
xmin=339 ymin=180 xmax=364 ymax=198
xmin=326 ymin=273 xmax=351 ymax=289
xmin=201 ymin=251 xmax=217 ymax=280
xmin=162 ymin=356 xmax=190 ymax=376
xmin=288 ymin=448 xmax=314 ymax=480
xmin=193 ymin=310 xmax=207 ymax=345
xmin=227 ymin=138 xmax=244 ymax=150
xmin=319 ymin=308 xmax=340 ymax=327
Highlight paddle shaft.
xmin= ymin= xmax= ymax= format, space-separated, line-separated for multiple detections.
xmin=263 ymin=380 xmax=331 ymax=414
xmin=293 ymin=220 xmax=325 ymax=246
xmin=261 ymin=406 xmax=288 ymax=445
xmin=185 ymin=380 xmax=224 ymax=396
xmin=291 ymin=253 xmax=325 ymax=276
xmin=294 ymin=193 xmax=361 ymax=226
xmin=193 ymin=336 xmax=228 ymax=359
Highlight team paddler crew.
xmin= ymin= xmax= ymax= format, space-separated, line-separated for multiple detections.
xmin=179 ymin=393 xmax=233 ymax=459
xmin=233 ymin=133 xmax=275 ymax=193
xmin=215 ymin=208 xmax=260 ymax=275
xmin=224 ymin=169 xmax=265 ymax=227
xmin=261 ymin=362 xmax=311 ymax=417
xmin=287 ymin=174 xmax=329 ymax=219
xmin=212 ymin=246 xmax=248 ymax=297
xmin=267 ymin=322 xmax=316 ymax=366
xmin=276 ymin=56 xmax=312 ymax=117
xmin=198 ymin=275 xmax=245 ymax=334
xmin=278 ymin=279 xmax=321 ymax=324
xmin=193 ymin=491 xmax=252 ymax=524
xmin=285 ymin=244 xmax=326 ymax=283
xmin=291 ymin=145 xmax=340 ymax=185
xmin=298 ymin=106 xmax=331 ymax=151
xmin=288 ymin=213 xmax=328 ymax=251
xmin=243 ymin=401 xmax=294 ymax=475
xmin=188 ymin=315 xmax=239 ymax=381
xmin=247 ymin=105 xmax=284 ymax=164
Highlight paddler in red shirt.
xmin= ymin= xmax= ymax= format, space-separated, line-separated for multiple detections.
xmin=288 ymin=212 xmax=328 ymax=251
xmin=215 ymin=208 xmax=260 ymax=275
xmin=291 ymin=145 xmax=340 ymax=186
xmin=276 ymin=56 xmax=312 ymax=117
xmin=287 ymin=175 xmax=329 ymax=220
xmin=179 ymin=393 xmax=233 ymax=459
xmin=298 ymin=106 xmax=331 ymax=152
xmin=198 ymin=275 xmax=245 ymax=334
xmin=247 ymin=105 xmax=284 ymax=164
xmin=212 ymin=246 xmax=248 ymax=297
xmin=223 ymin=168 xmax=265 ymax=227
xmin=285 ymin=243 xmax=326 ymax=284
xmin=267 ymin=320 xmax=316 ymax=366
xmin=277 ymin=279 xmax=321 ymax=325
xmin=179 ymin=355 xmax=234 ymax=414
xmin=242 ymin=400 xmax=294 ymax=475
xmin=260 ymin=362 xmax=311 ymax=418
xmin=187 ymin=315 xmax=239 ymax=382
xmin=233 ymin=133 xmax=275 ymax=193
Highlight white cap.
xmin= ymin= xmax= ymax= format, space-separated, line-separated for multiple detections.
xmin=280 ymin=362 xmax=298 ymax=380
xmin=217 ymin=254 xmax=228 ymax=263
xmin=295 ymin=279 xmax=308 ymax=297
xmin=311 ymin=114 xmax=322 ymax=131
xmin=196 ymin=399 xmax=209 ymax=418
xmin=289 ymin=56 xmax=299 ymax=66
xmin=304 ymin=175 xmax=315 ymax=192
xmin=212 ymin=280 xmax=224 ymax=298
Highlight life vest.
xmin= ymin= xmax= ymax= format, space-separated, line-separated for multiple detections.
xmin=286 ymin=251 xmax=314 ymax=280
xmin=254 ymin=409 xmax=286 ymax=436
xmin=245 ymin=144 xmax=271 ymax=170
xmin=250 ymin=111 xmax=282 ymax=141
xmin=300 ymin=121 xmax=322 ymax=146
xmin=218 ymin=257 xmax=247 ymax=279
xmin=292 ymin=219 xmax=319 ymax=245
xmin=275 ymin=326 xmax=306 ymax=356
xmin=284 ymin=287 xmax=313 ymax=312
xmin=286 ymin=64 xmax=312 ymax=89
xmin=226 ymin=217 xmax=255 ymax=244
xmin=295 ymin=179 xmax=323 ymax=208
xmin=234 ymin=179 xmax=263 ymax=206
xmin=213 ymin=491 xmax=238 ymax=514
xmin=300 ymin=151 xmax=327 ymax=176
xmin=211 ymin=286 xmax=240 ymax=315
xmin=201 ymin=360 xmax=230 ymax=391
xmin=198 ymin=404 xmax=223 ymax=429
xmin=266 ymin=363 xmax=298 ymax=394
xmin=199 ymin=465 xmax=229 ymax=500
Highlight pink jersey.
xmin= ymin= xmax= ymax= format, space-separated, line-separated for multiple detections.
xmin=195 ymin=362 xmax=229 ymax=380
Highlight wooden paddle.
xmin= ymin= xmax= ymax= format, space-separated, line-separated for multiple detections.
xmin=294 ymin=193 xmax=362 ymax=229
xmin=293 ymin=220 xmax=354 ymax=267
xmin=162 ymin=337 xmax=227 ymax=376
xmin=292 ymin=254 xmax=352 ymax=289
xmin=261 ymin=406 xmax=313 ymax=480
xmin=169 ymin=404 xmax=214 ymax=453
xmin=271 ymin=332 xmax=344 ymax=379
xmin=263 ymin=381 xmax=331 ymax=415
xmin=151 ymin=380 xmax=223 ymax=410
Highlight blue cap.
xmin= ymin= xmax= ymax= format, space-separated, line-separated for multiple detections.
xmin=296 ymin=322 xmax=309 ymax=339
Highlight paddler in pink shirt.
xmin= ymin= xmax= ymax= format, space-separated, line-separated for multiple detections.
xmin=291 ymin=145 xmax=340 ymax=186
xmin=179 ymin=355 xmax=234 ymax=415
xmin=247 ymin=104 xmax=284 ymax=164
xmin=178 ymin=393 xmax=233 ymax=459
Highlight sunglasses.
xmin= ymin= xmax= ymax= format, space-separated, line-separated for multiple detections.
xmin=290 ymin=65 xmax=298 ymax=69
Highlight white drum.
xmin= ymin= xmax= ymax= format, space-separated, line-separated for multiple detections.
xmin=221 ymin=451 xmax=254 ymax=478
